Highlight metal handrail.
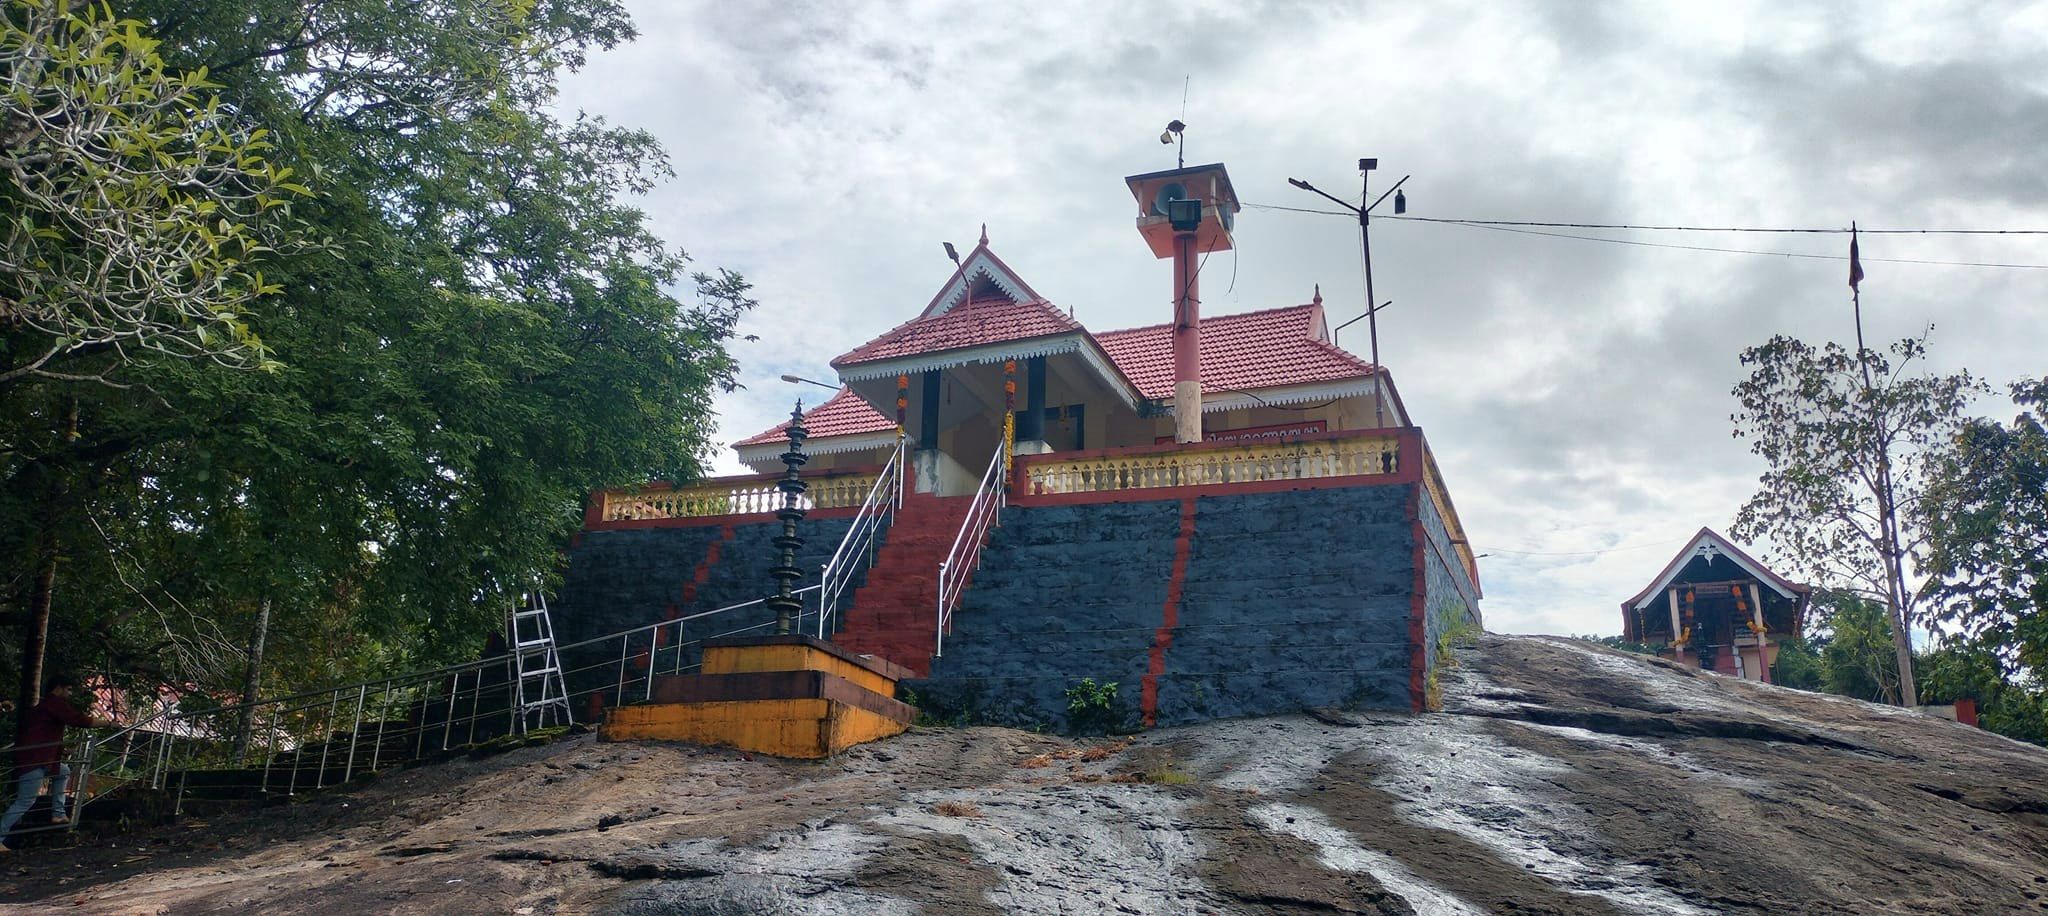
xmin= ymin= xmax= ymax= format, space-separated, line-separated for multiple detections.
xmin=815 ymin=435 xmax=906 ymax=638
xmin=47 ymin=586 xmax=826 ymax=838
xmin=936 ymin=445 xmax=1007 ymax=657
xmin=70 ymin=586 xmax=827 ymax=756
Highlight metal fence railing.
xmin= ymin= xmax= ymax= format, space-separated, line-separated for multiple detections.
xmin=816 ymin=435 xmax=905 ymax=639
xmin=0 ymin=587 xmax=823 ymax=842
xmin=936 ymin=446 xmax=1006 ymax=658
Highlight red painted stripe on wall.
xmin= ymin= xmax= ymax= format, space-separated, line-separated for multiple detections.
xmin=1141 ymin=498 xmax=1199 ymax=728
xmin=1406 ymin=484 xmax=1428 ymax=713
xmin=683 ymin=524 xmax=737 ymax=604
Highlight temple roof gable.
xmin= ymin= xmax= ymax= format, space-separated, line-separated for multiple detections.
xmin=1622 ymin=527 xmax=1809 ymax=612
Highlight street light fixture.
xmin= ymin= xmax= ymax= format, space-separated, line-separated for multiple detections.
xmin=1287 ymin=161 xmax=1411 ymax=429
xmin=779 ymin=374 xmax=840 ymax=393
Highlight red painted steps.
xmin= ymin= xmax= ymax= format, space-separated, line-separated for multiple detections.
xmin=830 ymin=491 xmax=974 ymax=677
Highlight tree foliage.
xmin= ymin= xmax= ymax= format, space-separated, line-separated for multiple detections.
xmin=1773 ymin=594 xmax=2047 ymax=745
xmin=0 ymin=0 xmax=751 ymax=717
xmin=1 ymin=0 xmax=306 ymax=385
xmin=1920 ymin=378 xmax=2048 ymax=673
xmin=1811 ymin=593 xmax=1899 ymax=703
xmin=1767 ymin=634 xmax=1825 ymax=692
xmin=1730 ymin=333 xmax=1982 ymax=705
xmin=1917 ymin=635 xmax=2048 ymax=746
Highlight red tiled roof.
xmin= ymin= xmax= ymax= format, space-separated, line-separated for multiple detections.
xmin=832 ymin=296 xmax=1083 ymax=368
xmin=1094 ymin=304 xmax=1377 ymax=400
xmin=735 ymin=386 xmax=894 ymax=447
xmin=761 ymin=303 xmax=1379 ymax=447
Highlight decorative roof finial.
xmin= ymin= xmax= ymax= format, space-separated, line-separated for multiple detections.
xmin=1312 ymin=284 xmax=1323 ymax=307
xmin=979 ymin=223 xmax=989 ymax=246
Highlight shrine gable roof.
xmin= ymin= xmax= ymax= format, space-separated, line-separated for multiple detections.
xmin=735 ymin=386 xmax=893 ymax=448
xmin=1621 ymin=527 xmax=1810 ymax=613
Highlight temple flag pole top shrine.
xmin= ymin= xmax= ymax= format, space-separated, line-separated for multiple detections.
xmin=561 ymin=147 xmax=1488 ymax=754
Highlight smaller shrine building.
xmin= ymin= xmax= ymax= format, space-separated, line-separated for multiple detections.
xmin=1621 ymin=528 xmax=1810 ymax=682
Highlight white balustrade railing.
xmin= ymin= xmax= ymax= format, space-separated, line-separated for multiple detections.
xmin=599 ymin=470 xmax=882 ymax=522
xmin=936 ymin=445 xmax=1007 ymax=657
xmin=1020 ymin=434 xmax=1400 ymax=496
xmin=1420 ymin=445 xmax=1480 ymax=587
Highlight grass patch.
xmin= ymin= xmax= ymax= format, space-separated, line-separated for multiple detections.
xmin=1144 ymin=766 xmax=1196 ymax=785
xmin=930 ymin=800 xmax=984 ymax=818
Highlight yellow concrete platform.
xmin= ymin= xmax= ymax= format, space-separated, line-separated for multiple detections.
xmin=701 ymin=637 xmax=910 ymax=699
xmin=601 ymin=695 xmax=909 ymax=759
xmin=599 ymin=636 xmax=916 ymax=759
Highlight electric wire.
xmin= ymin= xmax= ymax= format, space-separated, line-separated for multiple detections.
xmin=1395 ymin=215 xmax=2048 ymax=235
xmin=1240 ymin=202 xmax=2048 ymax=271
xmin=1423 ymin=220 xmax=2048 ymax=270
xmin=1241 ymin=202 xmax=2048 ymax=234
xmin=1473 ymin=538 xmax=1690 ymax=558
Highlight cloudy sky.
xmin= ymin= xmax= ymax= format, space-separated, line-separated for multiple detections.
xmin=554 ymin=0 xmax=2047 ymax=637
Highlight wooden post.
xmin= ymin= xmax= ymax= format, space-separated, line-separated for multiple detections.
xmin=1749 ymin=582 xmax=1771 ymax=684
xmin=1666 ymin=588 xmax=1686 ymax=667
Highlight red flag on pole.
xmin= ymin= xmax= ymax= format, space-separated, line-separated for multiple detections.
xmin=1848 ymin=222 xmax=1864 ymax=290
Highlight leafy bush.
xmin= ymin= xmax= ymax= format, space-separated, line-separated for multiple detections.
xmin=1064 ymin=678 xmax=1123 ymax=735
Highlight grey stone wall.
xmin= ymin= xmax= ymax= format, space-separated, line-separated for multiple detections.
xmin=556 ymin=517 xmax=856 ymax=698
xmin=916 ymin=500 xmax=1182 ymax=731
xmin=1158 ymin=486 xmax=1416 ymax=724
xmin=913 ymin=484 xmax=1423 ymax=730
xmin=1417 ymin=487 xmax=1483 ymax=697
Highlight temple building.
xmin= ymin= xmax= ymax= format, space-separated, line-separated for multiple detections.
xmin=560 ymin=161 xmax=1482 ymax=733
xmin=730 ymin=242 xmax=1404 ymax=482
xmin=1620 ymin=528 xmax=1810 ymax=682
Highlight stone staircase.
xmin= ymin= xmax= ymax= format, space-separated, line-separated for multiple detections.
xmin=828 ymin=490 xmax=973 ymax=676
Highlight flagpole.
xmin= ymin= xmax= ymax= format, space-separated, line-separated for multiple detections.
xmin=1851 ymin=221 xmax=1875 ymax=390
xmin=1847 ymin=219 xmax=1918 ymax=708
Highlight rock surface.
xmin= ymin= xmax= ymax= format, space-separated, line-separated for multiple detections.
xmin=4 ymin=634 xmax=2045 ymax=914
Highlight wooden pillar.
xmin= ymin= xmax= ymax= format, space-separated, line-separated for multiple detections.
xmin=895 ymin=374 xmax=909 ymax=435
xmin=918 ymin=371 xmax=940 ymax=451
xmin=1001 ymin=359 xmax=1017 ymax=473
xmin=1017 ymin=357 xmax=1047 ymax=443
xmin=1749 ymin=582 xmax=1771 ymax=684
xmin=1667 ymin=588 xmax=1687 ymax=667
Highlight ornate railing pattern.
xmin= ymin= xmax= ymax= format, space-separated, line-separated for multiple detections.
xmin=1021 ymin=434 xmax=1400 ymax=496
xmin=599 ymin=470 xmax=882 ymax=522
xmin=1421 ymin=446 xmax=1480 ymax=587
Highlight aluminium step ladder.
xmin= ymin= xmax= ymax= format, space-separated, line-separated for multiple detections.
xmin=508 ymin=592 xmax=574 ymax=733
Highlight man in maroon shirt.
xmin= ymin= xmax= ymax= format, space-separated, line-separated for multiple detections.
xmin=1 ymin=674 xmax=112 ymax=848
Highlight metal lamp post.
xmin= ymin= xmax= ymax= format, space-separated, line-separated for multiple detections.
xmin=766 ymin=402 xmax=809 ymax=635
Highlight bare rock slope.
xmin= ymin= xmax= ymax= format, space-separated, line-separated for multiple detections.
xmin=5 ymin=634 xmax=2046 ymax=914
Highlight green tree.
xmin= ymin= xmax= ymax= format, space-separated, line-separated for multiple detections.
xmin=1920 ymin=378 xmax=2048 ymax=672
xmin=1 ymin=0 xmax=305 ymax=387
xmin=0 ymin=0 xmax=751 ymax=720
xmin=1813 ymin=594 xmax=1899 ymax=704
xmin=1731 ymin=334 xmax=1982 ymax=706
xmin=1917 ymin=637 xmax=2048 ymax=746
xmin=1769 ymin=634 xmax=1826 ymax=691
